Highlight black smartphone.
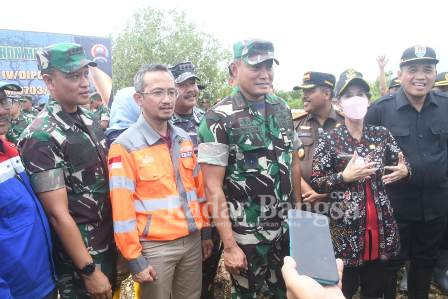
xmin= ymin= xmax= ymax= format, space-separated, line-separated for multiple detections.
xmin=287 ymin=209 xmax=339 ymax=285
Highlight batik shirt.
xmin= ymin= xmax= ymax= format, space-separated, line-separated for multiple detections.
xmin=310 ymin=124 xmax=408 ymax=266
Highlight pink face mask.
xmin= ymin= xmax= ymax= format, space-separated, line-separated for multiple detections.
xmin=341 ymin=96 xmax=369 ymax=120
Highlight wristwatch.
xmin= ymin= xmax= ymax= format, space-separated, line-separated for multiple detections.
xmin=79 ymin=262 xmax=96 ymax=276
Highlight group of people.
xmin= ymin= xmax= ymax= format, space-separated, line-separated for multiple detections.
xmin=1 ymin=38 xmax=448 ymax=299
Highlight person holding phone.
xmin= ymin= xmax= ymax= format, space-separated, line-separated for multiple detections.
xmin=310 ymin=69 xmax=410 ymax=299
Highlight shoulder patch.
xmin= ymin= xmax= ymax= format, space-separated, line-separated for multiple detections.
xmin=374 ymin=94 xmax=395 ymax=104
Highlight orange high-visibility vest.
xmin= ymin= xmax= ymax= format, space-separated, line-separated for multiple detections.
xmin=108 ymin=117 xmax=209 ymax=261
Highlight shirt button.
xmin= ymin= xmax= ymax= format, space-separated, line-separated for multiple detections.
xmin=418 ymin=134 xmax=423 ymax=138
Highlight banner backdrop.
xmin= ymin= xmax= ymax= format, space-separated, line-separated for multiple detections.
xmin=0 ymin=29 xmax=112 ymax=104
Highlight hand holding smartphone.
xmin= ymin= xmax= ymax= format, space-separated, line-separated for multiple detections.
xmin=288 ymin=209 xmax=339 ymax=285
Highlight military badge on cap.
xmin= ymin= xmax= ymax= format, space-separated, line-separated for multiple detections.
xmin=169 ymin=61 xmax=200 ymax=84
xmin=293 ymin=71 xmax=335 ymax=90
xmin=414 ymin=45 xmax=426 ymax=58
xmin=36 ymin=43 xmax=97 ymax=74
xmin=335 ymin=69 xmax=370 ymax=97
xmin=233 ymin=39 xmax=279 ymax=66
xmin=400 ymin=45 xmax=438 ymax=67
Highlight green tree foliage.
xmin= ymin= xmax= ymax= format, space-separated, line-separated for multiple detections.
xmin=370 ymin=70 xmax=394 ymax=101
xmin=112 ymin=7 xmax=232 ymax=100
xmin=274 ymin=89 xmax=303 ymax=109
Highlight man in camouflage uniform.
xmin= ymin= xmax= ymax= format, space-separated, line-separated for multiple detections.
xmin=20 ymin=94 xmax=39 ymax=117
xmin=19 ymin=43 xmax=116 ymax=299
xmin=6 ymin=97 xmax=35 ymax=144
xmin=169 ymin=61 xmax=216 ymax=298
xmin=90 ymin=92 xmax=110 ymax=130
xmin=293 ymin=72 xmax=343 ymax=206
xmin=169 ymin=61 xmax=205 ymax=153
xmin=198 ymin=39 xmax=301 ymax=298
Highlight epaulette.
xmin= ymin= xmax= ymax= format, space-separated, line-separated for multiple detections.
xmin=292 ymin=110 xmax=307 ymax=120
xmin=374 ymin=93 xmax=395 ymax=104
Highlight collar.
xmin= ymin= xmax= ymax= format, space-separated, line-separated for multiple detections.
xmin=309 ymin=104 xmax=339 ymax=122
xmin=136 ymin=114 xmax=185 ymax=146
xmin=171 ymin=106 xmax=204 ymax=124
xmin=395 ymin=88 xmax=438 ymax=110
xmin=231 ymin=87 xmax=280 ymax=110
xmin=46 ymin=98 xmax=93 ymax=131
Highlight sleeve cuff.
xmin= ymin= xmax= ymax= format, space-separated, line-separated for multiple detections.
xmin=30 ymin=168 xmax=65 ymax=193
xmin=128 ymin=255 xmax=149 ymax=274
xmin=198 ymin=142 xmax=229 ymax=166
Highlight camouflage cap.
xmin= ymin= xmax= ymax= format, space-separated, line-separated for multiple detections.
xmin=169 ymin=61 xmax=200 ymax=84
xmin=19 ymin=95 xmax=33 ymax=102
xmin=435 ymin=72 xmax=448 ymax=87
xmin=36 ymin=43 xmax=97 ymax=74
xmin=89 ymin=92 xmax=101 ymax=102
xmin=388 ymin=77 xmax=401 ymax=89
xmin=400 ymin=45 xmax=439 ymax=67
xmin=293 ymin=71 xmax=335 ymax=90
xmin=0 ymin=81 xmax=22 ymax=92
xmin=335 ymin=69 xmax=370 ymax=97
xmin=233 ymin=39 xmax=279 ymax=65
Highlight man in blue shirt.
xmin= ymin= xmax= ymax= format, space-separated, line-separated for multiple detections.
xmin=0 ymin=81 xmax=56 ymax=299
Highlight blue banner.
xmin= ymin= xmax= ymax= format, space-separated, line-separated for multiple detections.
xmin=0 ymin=29 xmax=112 ymax=105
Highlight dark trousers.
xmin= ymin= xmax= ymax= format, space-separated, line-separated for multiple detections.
xmin=384 ymin=216 xmax=447 ymax=299
xmin=41 ymin=288 xmax=58 ymax=299
xmin=200 ymin=227 xmax=221 ymax=299
xmin=439 ymin=217 xmax=448 ymax=250
xmin=342 ymin=260 xmax=387 ymax=299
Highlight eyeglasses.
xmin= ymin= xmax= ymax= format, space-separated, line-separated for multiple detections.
xmin=0 ymin=97 xmax=13 ymax=109
xmin=139 ymin=89 xmax=178 ymax=99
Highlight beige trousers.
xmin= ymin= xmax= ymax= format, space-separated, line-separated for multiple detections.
xmin=140 ymin=230 xmax=202 ymax=299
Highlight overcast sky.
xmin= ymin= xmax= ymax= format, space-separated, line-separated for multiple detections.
xmin=1 ymin=0 xmax=446 ymax=90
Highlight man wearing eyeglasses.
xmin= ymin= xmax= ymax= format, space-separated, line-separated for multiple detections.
xmin=169 ymin=61 xmax=217 ymax=298
xmin=18 ymin=43 xmax=116 ymax=299
xmin=198 ymin=39 xmax=301 ymax=298
xmin=0 ymin=82 xmax=57 ymax=299
xmin=108 ymin=63 xmax=210 ymax=299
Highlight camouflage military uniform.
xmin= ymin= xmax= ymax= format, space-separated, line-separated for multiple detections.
xmin=198 ymin=87 xmax=299 ymax=298
xmin=19 ymin=98 xmax=116 ymax=299
xmin=171 ymin=106 xmax=204 ymax=152
xmin=6 ymin=112 xmax=34 ymax=144
xmin=293 ymin=106 xmax=344 ymax=182
xmin=92 ymin=104 xmax=110 ymax=124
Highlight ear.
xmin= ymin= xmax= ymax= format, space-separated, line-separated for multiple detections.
xmin=42 ymin=73 xmax=55 ymax=92
xmin=133 ymin=92 xmax=143 ymax=107
xmin=322 ymin=87 xmax=331 ymax=100
xmin=230 ymin=62 xmax=238 ymax=78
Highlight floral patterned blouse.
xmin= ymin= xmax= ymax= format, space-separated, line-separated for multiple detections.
xmin=310 ymin=124 xmax=409 ymax=267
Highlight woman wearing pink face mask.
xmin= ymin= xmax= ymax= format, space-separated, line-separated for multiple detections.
xmin=310 ymin=69 xmax=411 ymax=299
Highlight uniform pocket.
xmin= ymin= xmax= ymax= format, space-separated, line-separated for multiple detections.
xmin=430 ymin=127 xmax=448 ymax=151
xmin=389 ymin=126 xmax=410 ymax=148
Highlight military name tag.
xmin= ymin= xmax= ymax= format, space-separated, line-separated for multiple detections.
xmin=298 ymin=132 xmax=312 ymax=137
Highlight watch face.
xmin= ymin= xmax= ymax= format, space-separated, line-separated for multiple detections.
xmin=81 ymin=263 xmax=96 ymax=275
